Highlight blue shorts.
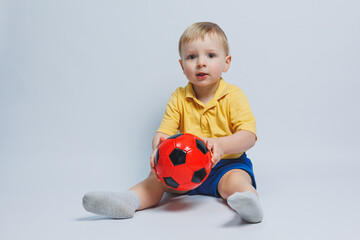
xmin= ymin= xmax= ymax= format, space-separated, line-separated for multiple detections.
xmin=187 ymin=153 xmax=256 ymax=198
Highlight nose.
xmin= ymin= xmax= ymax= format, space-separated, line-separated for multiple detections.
xmin=196 ymin=56 xmax=206 ymax=68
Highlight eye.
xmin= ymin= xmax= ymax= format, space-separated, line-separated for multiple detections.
xmin=208 ymin=53 xmax=216 ymax=58
xmin=187 ymin=54 xmax=196 ymax=60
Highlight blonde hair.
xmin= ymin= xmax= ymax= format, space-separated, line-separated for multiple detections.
xmin=178 ymin=22 xmax=229 ymax=57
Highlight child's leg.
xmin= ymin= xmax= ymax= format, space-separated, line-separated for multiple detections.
xmin=217 ymin=169 xmax=263 ymax=223
xmin=130 ymin=171 xmax=167 ymax=210
xmin=82 ymin=171 xmax=187 ymax=218
xmin=130 ymin=171 xmax=189 ymax=210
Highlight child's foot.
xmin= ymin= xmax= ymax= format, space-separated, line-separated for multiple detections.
xmin=227 ymin=191 xmax=263 ymax=223
xmin=82 ymin=190 xmax=140 ymax=218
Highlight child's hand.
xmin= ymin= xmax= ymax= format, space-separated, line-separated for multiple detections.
xmin=202 ymin=137 xmax=224 ymax=168
xmin=150 ymin=136 xmax=167 ymax=181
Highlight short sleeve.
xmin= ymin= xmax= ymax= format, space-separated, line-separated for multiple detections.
xmin=157 ymin=89 xmax=181 ymax=136
xmin=229 ymin=87 xmax=257 ymax=137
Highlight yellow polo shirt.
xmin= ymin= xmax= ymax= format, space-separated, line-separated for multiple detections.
xmin=157 ymin=78 xmax=256 ymax=159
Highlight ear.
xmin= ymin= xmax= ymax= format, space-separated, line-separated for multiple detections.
xmin=179 ymin=59 xmax=185 ymax=72
xmin=223 ymin=55 xmax=232 ymax=73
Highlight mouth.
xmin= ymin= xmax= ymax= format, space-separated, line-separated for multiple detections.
xmin=196 ymin=72 xmax=208 ymax=78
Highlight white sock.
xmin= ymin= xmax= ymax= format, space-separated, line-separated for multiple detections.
xmin=227 ymin=191 xmax=263 ymax=223
xmin=82 ymin=190 xmax=140 ymax=218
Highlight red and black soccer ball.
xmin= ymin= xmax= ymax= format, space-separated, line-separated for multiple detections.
xmin=155 ymin=133 xmax=212 ymax=191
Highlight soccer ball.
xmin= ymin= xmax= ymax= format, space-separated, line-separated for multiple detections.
xmin=155 ymin=133 xmax=212 ymax=191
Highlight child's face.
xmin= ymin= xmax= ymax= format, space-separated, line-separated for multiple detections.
xmin=179 ymin=33 xmax=231 ymax=90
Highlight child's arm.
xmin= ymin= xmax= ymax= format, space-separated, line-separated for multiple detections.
xmin=203 ymin=130 xmax=256 ymax=167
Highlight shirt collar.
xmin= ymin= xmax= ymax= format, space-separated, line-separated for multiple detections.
xmin=185 ymin=78 xmax=231 ymax=101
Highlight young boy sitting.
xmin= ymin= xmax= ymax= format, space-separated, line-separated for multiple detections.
xmin=83 ymin=22 xmax=263 ymax=223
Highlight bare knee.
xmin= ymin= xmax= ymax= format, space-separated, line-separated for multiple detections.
xmin=130 ymin=171 xmax=166 ymax=210
xmin=217 ymin=169 xmax=256 ymax=200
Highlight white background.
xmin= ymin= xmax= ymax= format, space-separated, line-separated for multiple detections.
xmin=1 ymin=0 xmax=359 ymax=239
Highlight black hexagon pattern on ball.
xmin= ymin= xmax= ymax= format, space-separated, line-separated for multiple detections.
xmin=195 ymin=139 xmax=208 ymax=154
xmin=169 ymin=148 xmax=187 ymax=166
xmin=155 ymin=149 xmax=159 ymax=166
xmin=163 ymin=177 xmax=179 ymax=189
xmin=191 ymin=168 xmax=207 ymax=183
xmin=167 ymin=133 xmax=184 ymax=139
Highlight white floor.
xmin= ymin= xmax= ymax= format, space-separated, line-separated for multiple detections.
xmin=2 ymin=153 xmax=359 ymax=240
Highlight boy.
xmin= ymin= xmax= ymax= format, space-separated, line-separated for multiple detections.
xmin=83 ymin=22 xmax=263 ymax=223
